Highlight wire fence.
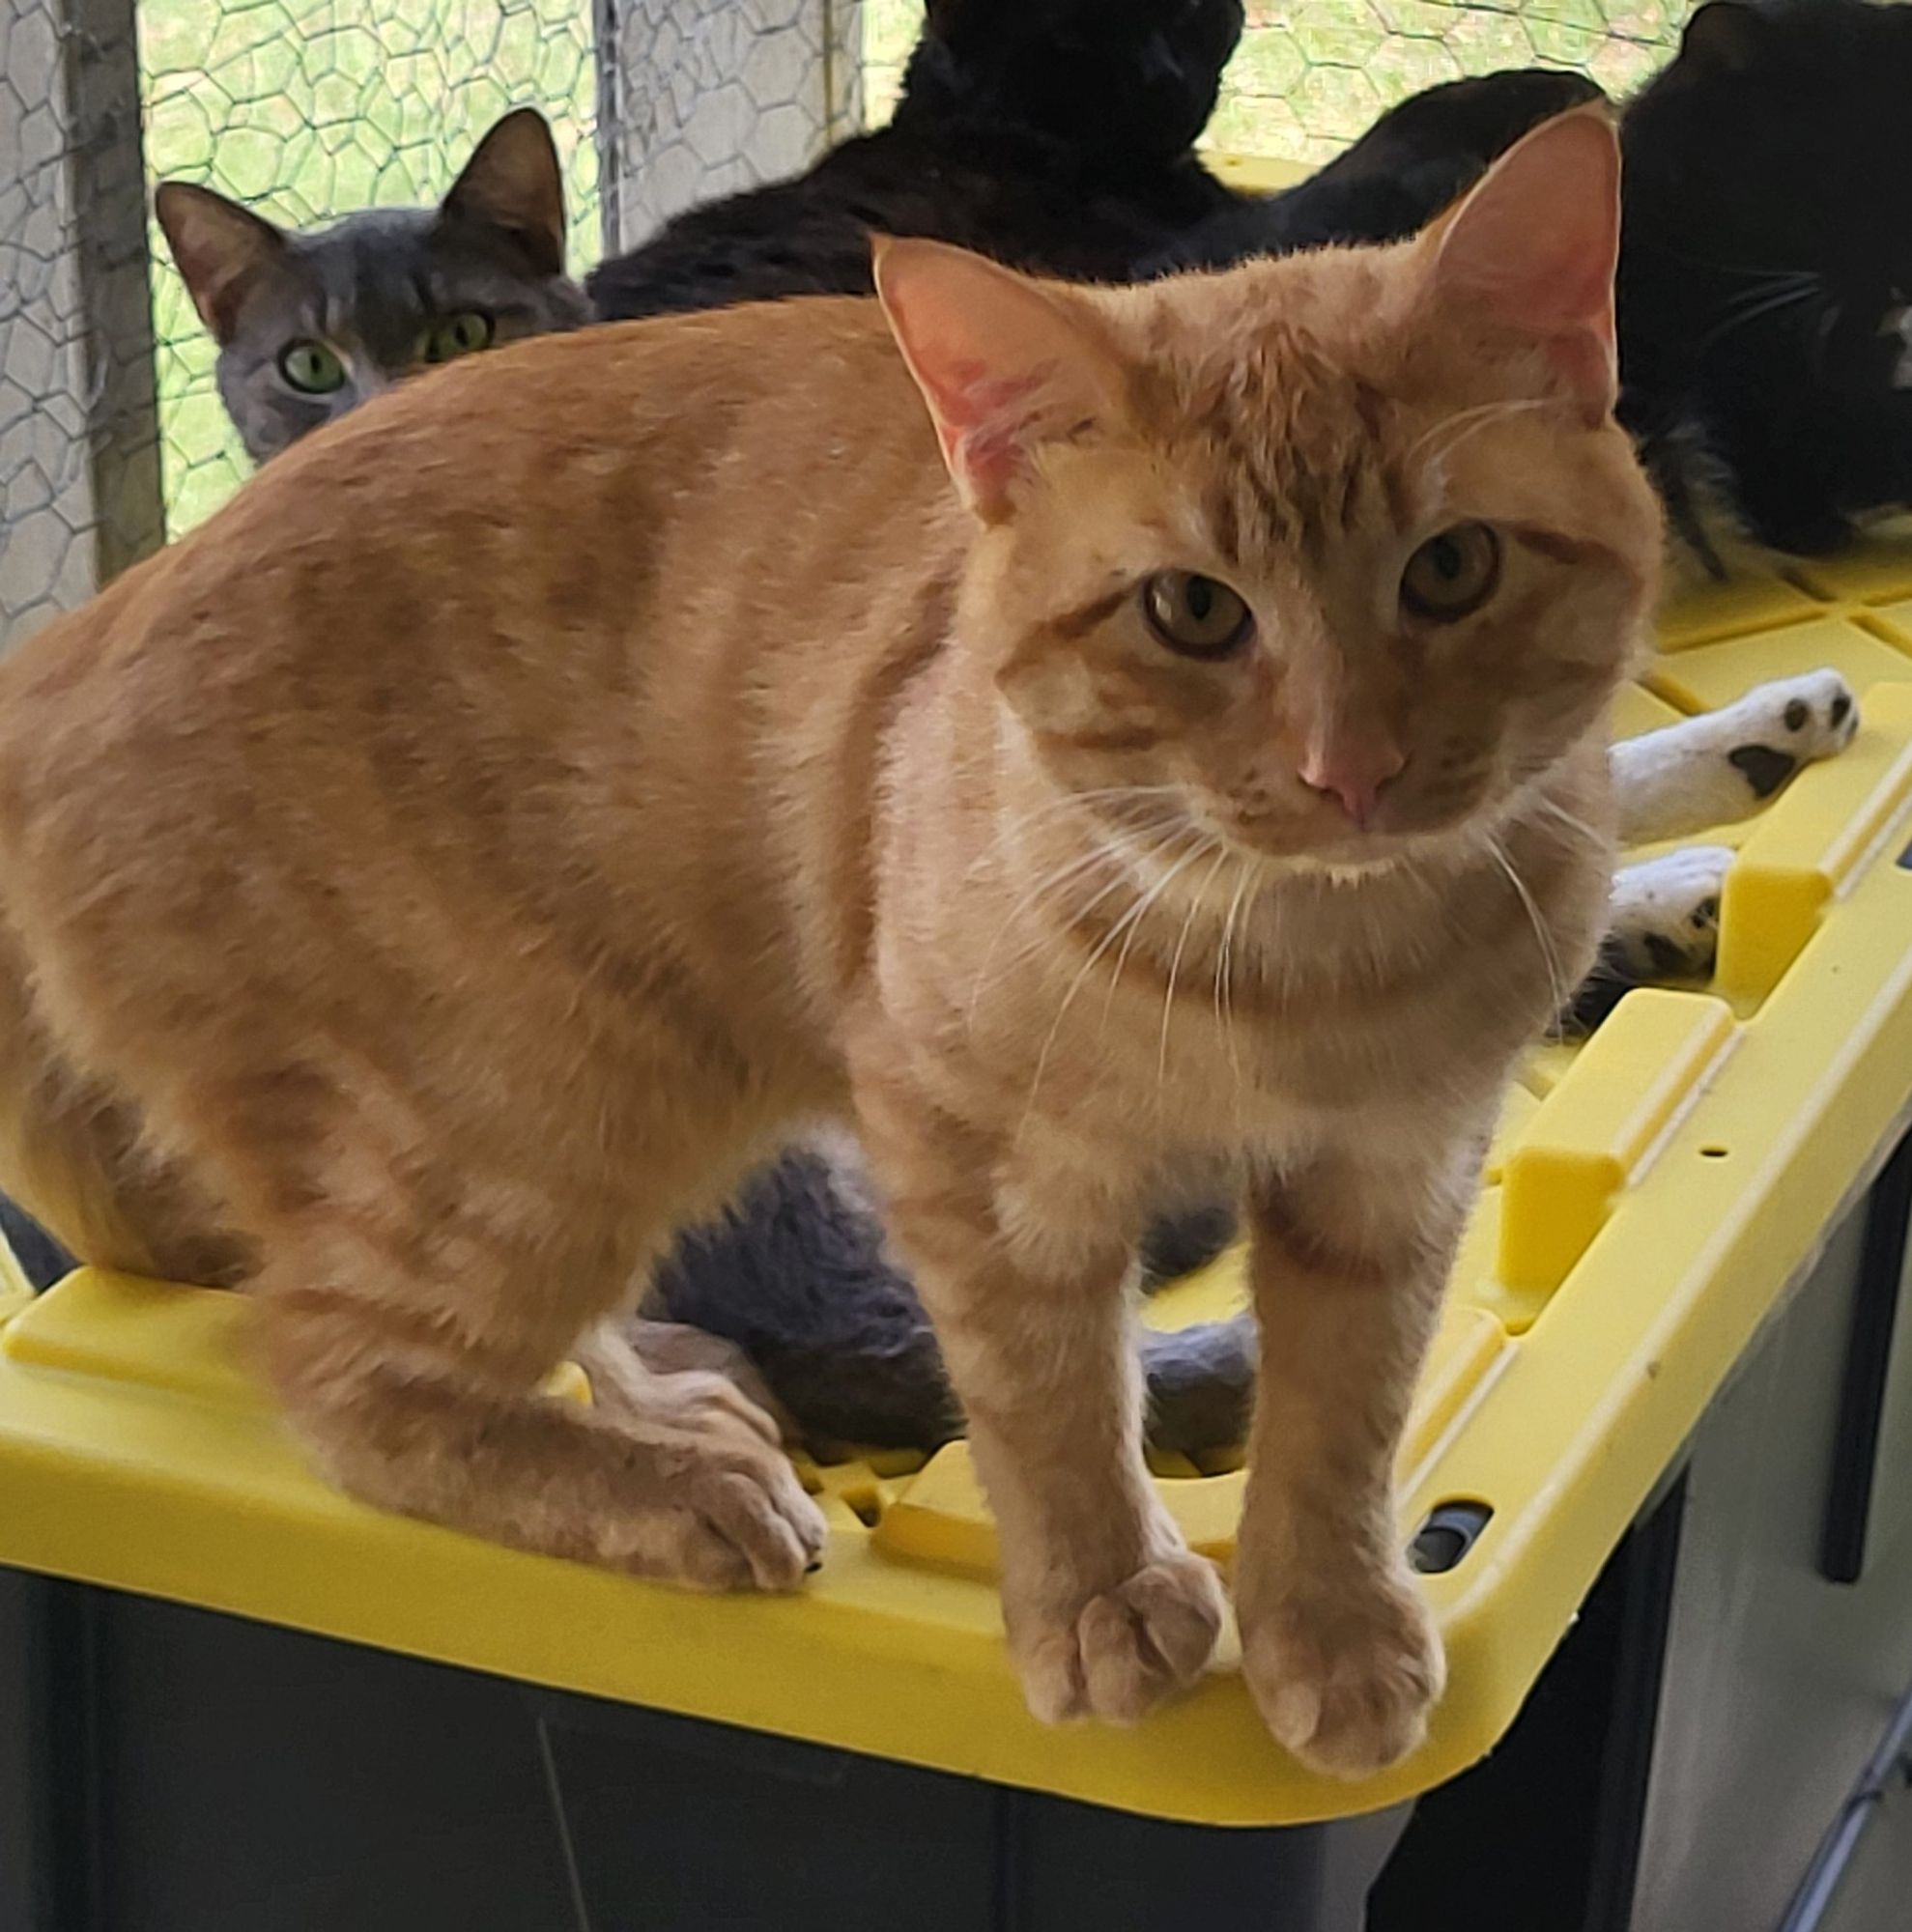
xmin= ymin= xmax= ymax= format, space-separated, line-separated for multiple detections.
xmin=595 ymin=0 xmax=862 ymax=255
xmin=1209 ymin=1 xmax=1687 ymax=160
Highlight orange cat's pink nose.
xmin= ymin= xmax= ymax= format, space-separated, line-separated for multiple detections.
xmin=1298 ymin=739 xmax=1406 ymax=830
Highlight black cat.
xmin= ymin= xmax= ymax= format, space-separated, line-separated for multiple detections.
xmin=590 ymin=0 xmax=1246 ymax=318
xmin=1154 ymin=65 xmax=1601 ymax=266
xmin=592 ymin=9 xmax=1595 ymax=324
xmin=1618 ymin=0 xmax=1912 ymax=561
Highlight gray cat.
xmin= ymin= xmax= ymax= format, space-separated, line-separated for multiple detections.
xmin=155 ymin=108 xmax=590 ymax=465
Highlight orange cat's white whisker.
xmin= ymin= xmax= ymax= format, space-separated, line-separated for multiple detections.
xmin=990 ymin=784 xmax=1187 ymax=857
xmin=1531 ymin=795 xmax=1605 ymax=850
xmin=1039 ymin=782 xmax=1187 ymax=814
xmin=963 ymin=814 xmax=1188 ymax=1031
xmin=964 ymin=862 xmax=1129 ymax=1036
xmin=1097 ymin=833 xmax=1222 ymax=1039
xmin=1159 ymin=845 xmax=1232 ymax=1091
xmin=1410 ymin=395 xmax=1554 ymax=470
xmin=1214 ymin=854 xmax=1260 ymax=1094
xmin=1016 ymin=825 xmax=1211 ymax=1139
xmin=1488 ymin=834 xmax=1566 ymax=1017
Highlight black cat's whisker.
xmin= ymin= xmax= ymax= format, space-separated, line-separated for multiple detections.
xmin=1811 ymin=299 xmax=1845 ymax=380
xmin=1696 ymin=280 xmax=1825 ymax=355
xmin=1719 ymin=265 xmax=1825 ymax=287
xmin=1629 ymin=240 xmax=1823 ymax=289
xmin=1709 ymin=270 xmax=1823 ymax=320
xmin=1713 ymin=266 xmax=1824 ymax=292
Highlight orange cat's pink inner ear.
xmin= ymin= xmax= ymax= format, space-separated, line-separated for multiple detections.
xmin=1422 ymin=104 xmax=1621 ymax=423
xmin=873 ymin=236 xmax=1119 ymax=520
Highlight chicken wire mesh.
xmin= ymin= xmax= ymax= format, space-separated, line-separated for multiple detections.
xmin=596 ymin=0 xmax=862 ymax=253
xmin=862 ymin=2 xmax=1697 ymax=155
xmin=1209 ymin=1 xmax=1692 ymax=160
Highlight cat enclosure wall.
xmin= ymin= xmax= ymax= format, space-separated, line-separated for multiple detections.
xmin=0 ymin=0 xmax=1698 ymax=657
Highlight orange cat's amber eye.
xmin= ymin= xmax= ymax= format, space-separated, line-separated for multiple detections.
xmin=1400 ymin=524 xmax=1500 ymax=622
xmin=1142 ymin=573 xmax=1254 ymax=659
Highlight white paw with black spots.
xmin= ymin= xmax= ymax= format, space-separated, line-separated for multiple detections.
xmin=1612 ymin=669 xmax=1860 ymax=845
xmin=1563 ymin=846 xmax=1732 ymax=1035
xmin=1726 ymin=668 xmax=1859 ymax=802
xmin=1607 ymin=845 xmax=1733 ymax=978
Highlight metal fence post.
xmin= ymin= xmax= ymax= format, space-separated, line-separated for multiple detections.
xmin=0 ymin=0 xmax=163 ymax=650
xmin=593 ymin=0 xmax=862 ymax=256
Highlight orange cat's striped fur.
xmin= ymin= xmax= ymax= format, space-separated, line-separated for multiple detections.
xmin=0 ymin=108 xmax=1653 ymax=1775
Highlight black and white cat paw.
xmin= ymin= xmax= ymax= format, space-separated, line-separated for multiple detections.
xmin=1612 ymin=669 xmax=1860 ymax=844
xmin=1606 ymin=844 xmax=1732 ymax=978
xmin=1722 ymin=668 xmax=1859 ymax=800
xmin=1562 ymin=845 xmax=1733 ymax=1035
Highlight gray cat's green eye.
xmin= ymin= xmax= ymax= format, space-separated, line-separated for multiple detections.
xmin=1401 ymin=523 xmax=1501 ymax=622
xmin=1142 ymin=572 xmax=1254 ymax=659
xmin=277 ymin=340 xmax=345 ymax=395
xmin=426 ymin=311 xmax=496 ymax=363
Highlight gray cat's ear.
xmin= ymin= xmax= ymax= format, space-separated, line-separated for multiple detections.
xmin=154 ymin=182 xmax=286 ymax=344
xmin=442 ymin=107 xmax=566 ymax=278
xmin=1676 ymin=3 xmax=1771 ymax=73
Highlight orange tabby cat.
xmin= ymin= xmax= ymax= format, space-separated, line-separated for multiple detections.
xmin=0 ymin=104 xmax=1653 ymax=1776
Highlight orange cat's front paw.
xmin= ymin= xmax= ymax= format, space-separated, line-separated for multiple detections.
xmin=1011 ymin=1552 xmax=1225 ymax=1725
xmin=598 ymin=1432 xmax=828 ymax=1594
xmin=1240 ymin=1570 xmax=1444 ymax=1778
